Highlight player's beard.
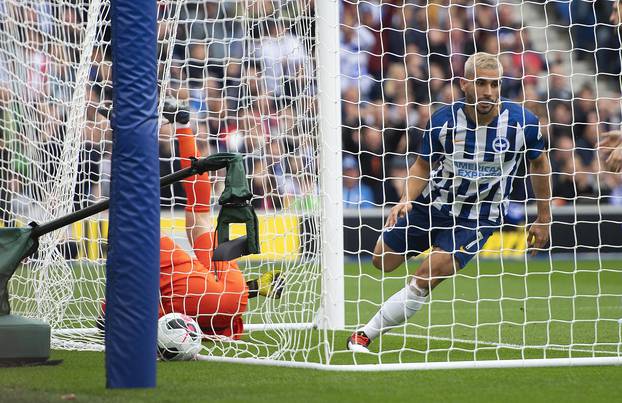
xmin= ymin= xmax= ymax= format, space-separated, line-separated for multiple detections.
xmin=465 ymin=92 xmax=498 ymax=121
xmin=470 ymin=92 xmax=498 ymax=118
xmin=476 ymin=98 xmax=497 ymax=115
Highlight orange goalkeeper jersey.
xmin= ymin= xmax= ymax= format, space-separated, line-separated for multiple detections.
xmin=159 ymin=233 xmax=248 ymax=339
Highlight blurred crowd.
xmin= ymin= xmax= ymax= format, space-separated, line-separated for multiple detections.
xmin=339 ymin=0 xmax=622 ymax=209
xmin=0 ymin=1 xmax=106 ymax=225
xmin=2 ymin=0 xmax=622 ymax=226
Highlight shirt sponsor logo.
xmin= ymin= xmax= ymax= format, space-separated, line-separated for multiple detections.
xmin=454 ymin=161 xmax=502 ymax=178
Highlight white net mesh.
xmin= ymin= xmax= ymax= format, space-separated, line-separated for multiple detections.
xmin=2 ymin=0 xmax=622 ymax=368
xmin=157 ymin=0 xmax=323 ymax=361
xmin=337 ymin=0 xmax=622 ymax=367
xmin=2 ymin=0 xmax=325 ymax=356
xmin=1 ymin=0 xmax=109 ymax=349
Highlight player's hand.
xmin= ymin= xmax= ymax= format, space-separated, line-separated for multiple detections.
xmin=386 ymin=201 xmax=412 ymax=228
xmin=605 ymin=147 xmax=622 ymax=172
xmin=527 ymin=217 xmax=550 ymax=256
xmin=599 ymin=131 xmax=622 ymax=148
xmin=599 ymin=132 xmax=622 ymax=172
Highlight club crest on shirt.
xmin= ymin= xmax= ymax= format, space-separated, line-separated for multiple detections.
xmin=492 ymin=137 xmax=510 ymax=153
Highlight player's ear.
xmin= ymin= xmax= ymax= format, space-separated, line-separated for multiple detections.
xmin=459 ymin=78 xmax=468 ymax=93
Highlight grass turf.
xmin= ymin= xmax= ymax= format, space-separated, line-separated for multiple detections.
xmin=1 ymin=350 xmax=621 ymax=402
xmin=2 ymin=259 xmax=622 ymax=401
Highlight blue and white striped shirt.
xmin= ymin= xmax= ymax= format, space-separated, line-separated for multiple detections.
xmin=418 ymin=99 xmax=545 ymax=224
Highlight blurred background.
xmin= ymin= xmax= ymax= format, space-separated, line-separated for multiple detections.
xmin=1 ymin=0 xmax=622 ymax=251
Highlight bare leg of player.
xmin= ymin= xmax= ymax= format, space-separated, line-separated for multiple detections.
xmin=348 ymin=248 xmax=459 ymax=352
xmin=372 ymin=239 xmax=408 ymax=273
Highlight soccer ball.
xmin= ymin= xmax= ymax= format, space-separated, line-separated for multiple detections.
xmin=157 ymin=313 xmax=203 ymax=361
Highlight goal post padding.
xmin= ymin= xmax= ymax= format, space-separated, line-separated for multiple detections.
xmin=106 ymin=0 xmax=159 ymax=389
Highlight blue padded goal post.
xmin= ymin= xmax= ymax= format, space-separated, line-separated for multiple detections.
xmin=105 ymin=0 xmax=159 ymax=389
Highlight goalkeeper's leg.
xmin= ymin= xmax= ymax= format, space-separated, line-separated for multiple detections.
xmin=165 ymin=98 xmax=213 ymax=246
xmin=168 ymin=99 xmax=285 ymax=300
xmin=347 ymin=249 xmax=457 ymax=353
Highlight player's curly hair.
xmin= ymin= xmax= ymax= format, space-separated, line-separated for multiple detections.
xmin=464 ymin=52 xmax=503 ymax=79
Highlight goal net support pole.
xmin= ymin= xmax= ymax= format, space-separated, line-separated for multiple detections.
xmin=316 ymin=0 xmax=345 ymax=333
xmin=106 ymin=0 xmax=159 ymax=388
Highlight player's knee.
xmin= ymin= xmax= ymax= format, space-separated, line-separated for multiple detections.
xmin=412 ymin=265 xmax=431 ymax=287
xmin=372 ymin=241 xmax=400 ymax=272
xmin=372 ymin=254 xmax=384 ymax=271
xmin=372 ymin=254 xmax=401 ymax=272
xmin=417 ymin=253 xmax=460 ymax=287
xmin=372 ymin=241 xmax=383 ymax=270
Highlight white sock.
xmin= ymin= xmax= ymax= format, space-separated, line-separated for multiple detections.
xmin=176 ymin=122 xmax=192 ymax=131
xmin=360 ymin=280 xmax=428 ymax=341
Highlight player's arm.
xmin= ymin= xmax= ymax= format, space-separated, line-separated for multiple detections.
xmin=386 ymin=118 xmax=440 ymax=228
xmin=386 ymin=157 xmax=430 ymax=227
xmin=527 ymin=152 xmax=552 ymax=256
xmin=523 ymin=114 xmax=550 ymax=256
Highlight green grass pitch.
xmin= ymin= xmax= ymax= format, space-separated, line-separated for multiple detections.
xmin=2 ymin=259 xmax=622 ymax=402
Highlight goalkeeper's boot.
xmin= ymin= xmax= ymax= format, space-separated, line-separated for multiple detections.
xmin=347 ymin=331 xmax=371 ymax=353
xmin=162 ymin=97 xmax=190 ymax=125
xmin=247 ymin=270 xmax=284 ymax=299
xmin=95 ymin=315 xmax=105 ymax=332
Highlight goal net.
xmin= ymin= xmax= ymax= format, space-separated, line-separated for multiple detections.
xmin=2 ymin=0 xmax=622 ymax=369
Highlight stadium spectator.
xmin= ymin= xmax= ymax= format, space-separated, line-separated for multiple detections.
xmin=499 ymin=54 xmax=522 ymax=100
xmin=341 ymin=86 xmax=362 ymax=150
xmin=189 ymin=75 xmax=226 ymax=137
xmin=257 ymin=18 xmax=309 ymax=98
xmin=572 ymin=85 xmax=598 ymax=144
xmin=404 ymin=44 xmax=430 ymax=104
xmin=549 ymin=102 xmax=573 ymax=140
xmin=544 ymin=63 xmax=573 ymax=107
xmin=340 ymin=9 xmax=376 ymax=98
xmin=358 ymin=120 xmax=385 ymax=203
xmin=551 ymin=135 xmax=596 ymax=203
xmin=343 ymin=155 xmax=374 ymax=209
xmin=383 ymin=157 xmax=411 ymax=205
xmin=428 ymin=62 xmax=450 ymax=105
xmin=250 ymin=158 xmax=275 ymax=210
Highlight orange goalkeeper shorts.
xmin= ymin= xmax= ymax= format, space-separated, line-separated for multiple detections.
xmin=159 ymin=234 xmax=248 ymax=339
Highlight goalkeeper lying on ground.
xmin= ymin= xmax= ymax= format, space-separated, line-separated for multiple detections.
xmin=101 ymin=99 xmax=283 ymax=340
